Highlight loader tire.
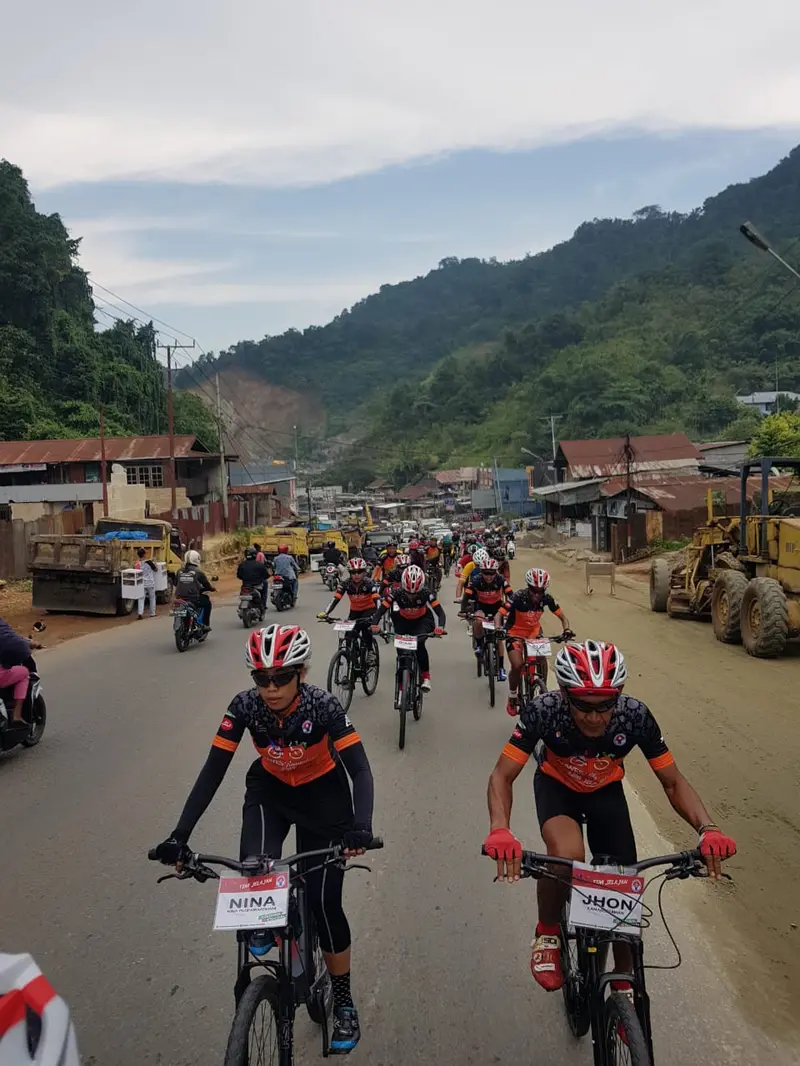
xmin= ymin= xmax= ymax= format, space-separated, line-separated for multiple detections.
xmin=711 ymin=570 xmax=748 ymax=644
xmin=741 ymin=578 xmax=789 ymax=658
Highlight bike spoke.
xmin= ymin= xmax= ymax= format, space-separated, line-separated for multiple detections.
xmin=249 ymin=999 xmax=278 ymax=1064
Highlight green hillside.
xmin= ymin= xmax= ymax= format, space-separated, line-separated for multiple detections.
xmin=0 ymin=161 xmax=216 ymax=444
xmin=187 ymin=145 xmax=800 ymax=485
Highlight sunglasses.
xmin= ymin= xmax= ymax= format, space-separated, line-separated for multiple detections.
xmin=252 ymin=668 xmax=299 ymax=689
xmin=569 ymin=695 xmax=618 ymax=715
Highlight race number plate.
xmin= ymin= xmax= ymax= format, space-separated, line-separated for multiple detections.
xmin=568 ymin=863 xmax=644 ymax=935
xmin=394 ymin=635 xmax=418 ymax=650
xmin=214 ymin=871 xmax=290 ymax=931
xmin=334 ymin=621 xmax=356 ymax=632
xmin=482 ymin=620 xmax=495 ymax=631
xmin=525 ymin=639 xmax=551 ymax=657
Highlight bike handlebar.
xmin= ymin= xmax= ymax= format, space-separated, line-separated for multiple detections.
xmin=480 ymin=845 xmax=707 ymax=878
xmin=149 ymin=837 xmax=384 ymax=879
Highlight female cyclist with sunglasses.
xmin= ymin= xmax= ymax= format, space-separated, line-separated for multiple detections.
xmin=152 ymin=624 xmax=375 ymax=1054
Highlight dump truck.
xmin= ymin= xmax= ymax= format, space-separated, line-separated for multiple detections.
xmin=256 ymin=527 xmax=310 ymax=571
xmin=307 ymin=529 xmax=348 ymax=571
xmin=28 ymin=517 xmax=183 ymax=615
xmin=649 ymin=457 xmax=800 ymax=657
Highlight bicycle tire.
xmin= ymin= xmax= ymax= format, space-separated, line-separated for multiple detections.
xmin=412 ymin=659 xmax=423 ymax=721
xmin=399 ymin=667 xmax=411 ymax=749
xmin=327 ymin=649 xmax=354 ymax=713
xmin=360 ymin=636 xmax=380 ymax=696
xmin=305 ymin=918 xmax=333 ymax=1025
xmin=559 ymin=907 xmax=590 ymax=1037
xmin=486 ymin=643 xmax=496 ymax=707
xmin=223 ymin=973 xmax=282 ymax=1066
xmin=476 ymin=641 xmax=483 ymax=678
xmin=604 ymin=993 xmax=651 ymax=1065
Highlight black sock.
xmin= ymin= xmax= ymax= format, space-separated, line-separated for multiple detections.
xmin=331 ymin=971 xmax=354 ymax=1010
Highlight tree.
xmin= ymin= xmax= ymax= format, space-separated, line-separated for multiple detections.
xmin=748 ymin=412 xmax=800 ymax=458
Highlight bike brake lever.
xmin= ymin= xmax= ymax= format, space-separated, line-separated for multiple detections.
xmin=342 ymin=861 xmax=373 ymax=873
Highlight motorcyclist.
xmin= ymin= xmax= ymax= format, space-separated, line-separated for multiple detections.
xmin=0 ymin=615 xmax=43 ymax=728
xmin=361 ymin=538 xmax=379 ymax=567
xmin=175 ymin=550 xmax=214 ymax=631
xmin=273 ymin=544 xmax=300 ymax=604
xmin=237 ymin=547 xmax=270 ymax=616
xmin=323 ymin=540 xmax=348 ymax=582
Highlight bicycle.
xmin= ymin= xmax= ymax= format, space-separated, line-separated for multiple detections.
xmin=514 ymin=631 xmax=571 ymax=702
xmin=378 ymin=604 xmax=394 ymax=645
xmin=319 ymin=617 xmax=379 ymax=712
xmin=149 ymin=839 xmax=383 ymax=1065
xmin=391 ymin=631 xmax=445 ymax=750
xmin=477 ymin=617 xmax=504 ymax=708
xmin=482 ymin=844 xmax=726 ymax=1065
xmin=442 ymin=552 xmax=452 ymax=578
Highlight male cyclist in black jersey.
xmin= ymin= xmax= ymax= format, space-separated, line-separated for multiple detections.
xmin=483 ymin=639 xmax=736 ymax=1001
xmin=317 ymin=557 xmax=380 ymax=661
xmin=372 ymin=565 xmax=445 ymax=692
xmin=152 ymin=624 xmax=375 ymax=1054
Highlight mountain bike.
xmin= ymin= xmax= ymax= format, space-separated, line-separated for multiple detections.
xmin=149 ymin=839 xmax=383 ymax=1065
xmin=515 ymin=632 xmax=571 ymax=701
xmin=319 ymin=618 xmax=379 ymax=712
xmin=392 ymin=631 xmax=445 ymax=750
xmin=482 ymin=844 xmax=728 ymax=1065
xmin=478 ymin=617 xmax=504 ymax=708
xmin=442 ymin=552 xmax=452 ymax=578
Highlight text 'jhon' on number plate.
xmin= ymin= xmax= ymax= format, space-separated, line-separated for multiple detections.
xmin=568 ymin=863 xmax=644 ymax=935
xmin=214 ymin=872 xmax=290 ymax=931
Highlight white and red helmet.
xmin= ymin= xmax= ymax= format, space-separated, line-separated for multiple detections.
xmin=0 ymin=953 xmax=80 ymax=1066
xmin=554 ymin=640 xmax=627 ymax=697
xmin=348 ymin=557 xmax=368 ymax=572
xmin=395 ymin=553 xmax=411 ymax=567
xmin=480 ymin=557 xmax=500 ymax=572
xmin=246 ymin=624 xmax=311 ymax=671
xmin=401 ymin=564 xmax=426 ymax=594
xmin=525 ymin=567 xmax=550 ymax=590
xmin=472 ymin=548 xmax=490 ymax=568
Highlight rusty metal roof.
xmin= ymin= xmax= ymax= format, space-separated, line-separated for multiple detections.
xmin=601 ymin=474 xmax=793 ymax=513
xmin=0 ymin=435 xmax=228 ymax=465
xmin=558 ymin=434 xmax=700 ymax=479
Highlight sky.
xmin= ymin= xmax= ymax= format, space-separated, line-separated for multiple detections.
xmin=3 ymin=0 xmax=800 ymax=355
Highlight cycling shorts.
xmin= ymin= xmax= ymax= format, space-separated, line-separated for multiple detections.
xmin=533 ymin=770 xmax=636 ymax=866
xmin=473 ymin=601 xmax=502 ymax=619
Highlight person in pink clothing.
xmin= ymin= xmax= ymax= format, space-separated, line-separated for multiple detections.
xmin=0 ymin=615 xmax=42 ymax=724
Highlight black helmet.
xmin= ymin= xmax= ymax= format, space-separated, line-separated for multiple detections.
xmin=491 ymin=546 xmax=505 ymax=560
xmin=327 ymin=540 xmax=335 ymax=548
xmin=245 ymin=546 xmax=257 ymax=560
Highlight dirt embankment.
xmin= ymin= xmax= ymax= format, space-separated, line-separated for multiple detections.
xmin=515 ymin=546 xmax=800 ymax=1041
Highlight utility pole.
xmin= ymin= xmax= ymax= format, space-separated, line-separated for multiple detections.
xmin=623 ymin=433 xmax=635 ymax=555
xmin=492 ymin=457 xmax=502 ymax=514
xmin=100 ymin=406 xmax=109 ymax=518
xmin=540 ymin=414 xmax=562 ymax=462
xmin=157 ymin=339 xmax=195 ymax=514
xmin=215 ymin=373 xmax=228 ymax=530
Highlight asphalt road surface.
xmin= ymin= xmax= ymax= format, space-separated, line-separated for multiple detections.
xmin=2 ymin=566 xmax=797 ymax=1065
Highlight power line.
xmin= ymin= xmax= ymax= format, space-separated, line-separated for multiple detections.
xmin=90 ymin=281 xmax=196 ymax=342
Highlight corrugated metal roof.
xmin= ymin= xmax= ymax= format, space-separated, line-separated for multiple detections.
xmin=602 ymin=474 xmax=794 ymax=513
xmin=434 ymin=467 xmax=478 ymax=484
xmin=559 ymin=434 xmax=700 ymax=479
xmin=0 ymin=435 xmax=224 ymax=465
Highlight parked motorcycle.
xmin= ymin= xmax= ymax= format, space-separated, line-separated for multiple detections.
xmin=171 ymin=599 xmax=209 ymax=652
xmin=271 ymin=575 xmax=297 ymax=612
xmin=322 ymin=564 xmax=339 ymax=592
xmin=0 ymin=654 xmax=47 ymax=753
xmin=238 ymin=585 xmax=265 ymax=628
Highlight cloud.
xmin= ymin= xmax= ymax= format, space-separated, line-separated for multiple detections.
xmin=3 ymin=0 xmax=800 ymax=190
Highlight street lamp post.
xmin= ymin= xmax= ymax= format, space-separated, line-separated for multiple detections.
xmin=521 ymin=447 xmax=553 ymax=485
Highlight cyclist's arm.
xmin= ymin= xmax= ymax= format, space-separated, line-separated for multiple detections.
xmin=429 ymin=595 xmax=446 ymax=628
xmin=326 ymin=694 xmax=374 ymax=829
xmin=171 ymin=707 xmax=245 ymax=842
xmin=487 ymin=752 xmax=527 ymax=830
xmin=320 ymin=585 xmax=345 ymax=618
xmin=652 ymin=761 xmax=714 ymax=833
xmin=546 ymin=594 xmax=571 ymax=632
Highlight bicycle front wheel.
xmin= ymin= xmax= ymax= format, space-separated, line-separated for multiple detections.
xmin=361 ymin=636 xmax=380 ymax=696
xmin=604 ymin=993 xmax=651 ymax=1065
xmin=223 ymin=974 xmax=282 ymax=1066
xmin=398 ymin=667 xmax=411 ymax=749
xmin=560 ymin=907 xmax=590 ymax=1037
xmin=486 ymin=643 xmax=496 ymax=708
xmin=327 ymin=649 xmax=354 ymax=712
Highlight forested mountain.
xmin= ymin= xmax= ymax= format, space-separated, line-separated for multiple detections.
xmin=185 ymin=143 xmax=800 ymax=485
xmin=0 ymin=161 xmax=216 ymax=444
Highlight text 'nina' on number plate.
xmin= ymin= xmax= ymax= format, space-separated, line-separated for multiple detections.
xmin=525 ymin=639 xmax=551 ymax=657
xmin=334 ymin=621 xmax=356 ymax=632
xmin=214 ymin=872 xmax=290 ymax=931
xmin=394 ymin=635 xmax=418 ymax=650
xmin=568 ymin=863 xmax=644 ymax=936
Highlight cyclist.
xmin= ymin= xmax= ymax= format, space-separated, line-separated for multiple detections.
xmin=456 ymin=545 xmax=488 ymax=600
xmin=372 ymin=564 xmax=445 ymax=692
xmin=407 ymin=539 xmax=427 ymax=572
xmin=441 ymin=531 xmax=455 ymax=574
xmin=483 ymin=639 xmax=736 ymax=1000
xmin=373 ymin=541 xmax=399 ymax=583
xmin=383 ymin=552 xmax=411 ymax=593
xmin=317 ymin=557 xmax=380 ymax=662
xmin=152 ymin=624 xmax=374 ymax=1054
xmin=499 ymin=568 xmax=572 ymax=716
xmin=490 ymin=544 xmax=511 ymax=583
xmin=461 ymin=556 xmax=512 ymax=680
xmin=424 ymin=537 xmax=442 ymax=593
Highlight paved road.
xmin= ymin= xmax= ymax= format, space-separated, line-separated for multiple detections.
xmin=1 ymin=570 xmax=794 ymax=1065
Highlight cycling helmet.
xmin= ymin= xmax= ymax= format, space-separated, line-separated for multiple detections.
xmin=244 ymin=546 xmax=257 ymax=560
xmin=326 ymin=540 xmax=335 ymax=549
xmin=491 ymin=546 xmax=506 ymax=560
xmin=395 ymin=553 xmax=411 ymax=567
xmin=401 ymin=564 xmax=426 ymax=593
xmin=185 ymin=549 xmax=201 ymax=567
xmin=480 ymin=557 xmax=500 ymax=572
xmin=408 ymin=539 xmax=420 ymax=551
xmin=246 ymin=624 xmax=311 ymax=671
xmin=525 ymin=567 xmax=550 ymax=589
xmin=466 ymin=542 xmax=477 ymax=555
xmin=0 ymin=953 xmax=80 ymax=1065
xmin=348 ymin=557 xmax=368 ymax=572
xmin=278 ymin=544 xmax=289 ymax=554
xmin=472 ymin=548 xmax=490 ymax=568
xmin=554 ymin=640 xmax=627 ymax=697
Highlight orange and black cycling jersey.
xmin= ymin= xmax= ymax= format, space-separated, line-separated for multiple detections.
xmin=502 ymin=691 xmax=674 ymax=793
xmin=425 ymin=546 xmax=440 ymax=562
xmin=462 ymin=572 xmax=512 ymax=610
xmin=377 ymin=551 xmax=398 ymax=576
xmin=211 ymin=683 xmax=362 ymax=787
xmin=325 ymin=577 xmax=380 ymax=615
xmin=499 ymin=587 xmax=562 ymax=639
xmin=374 ymin=587 xmax=446 ymax=625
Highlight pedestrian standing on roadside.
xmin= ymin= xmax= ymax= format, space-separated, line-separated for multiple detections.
xmin=135 ymin=547 xmax=157 ymax=620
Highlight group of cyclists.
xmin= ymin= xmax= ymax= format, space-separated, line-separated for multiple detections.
xmin=147 ymin=521 xmax=737 ymax=1058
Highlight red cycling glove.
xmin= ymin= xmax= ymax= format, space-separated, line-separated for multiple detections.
xmin=483 ymin=828 xmax=522 ymax=862
xmin=434 ymin=626 xmax=445 ymax=636
xmin=699 ymin=829 xmax=736 ymax=860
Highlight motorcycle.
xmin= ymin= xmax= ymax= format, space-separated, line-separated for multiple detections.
xmin=322 ymin=564 xmax=339 ymax=592
xmin=0 ymin=654 xmax=47 ymax=753
xmin=237 ymin=585 xmax=264 ymax=628
xmin=507 ymin=539 xmax=516 ymax=559
xmin=271 ymin=575 xmax=297 ymax=612
xmin=170 ymin=599 xmax=209 ymax=652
